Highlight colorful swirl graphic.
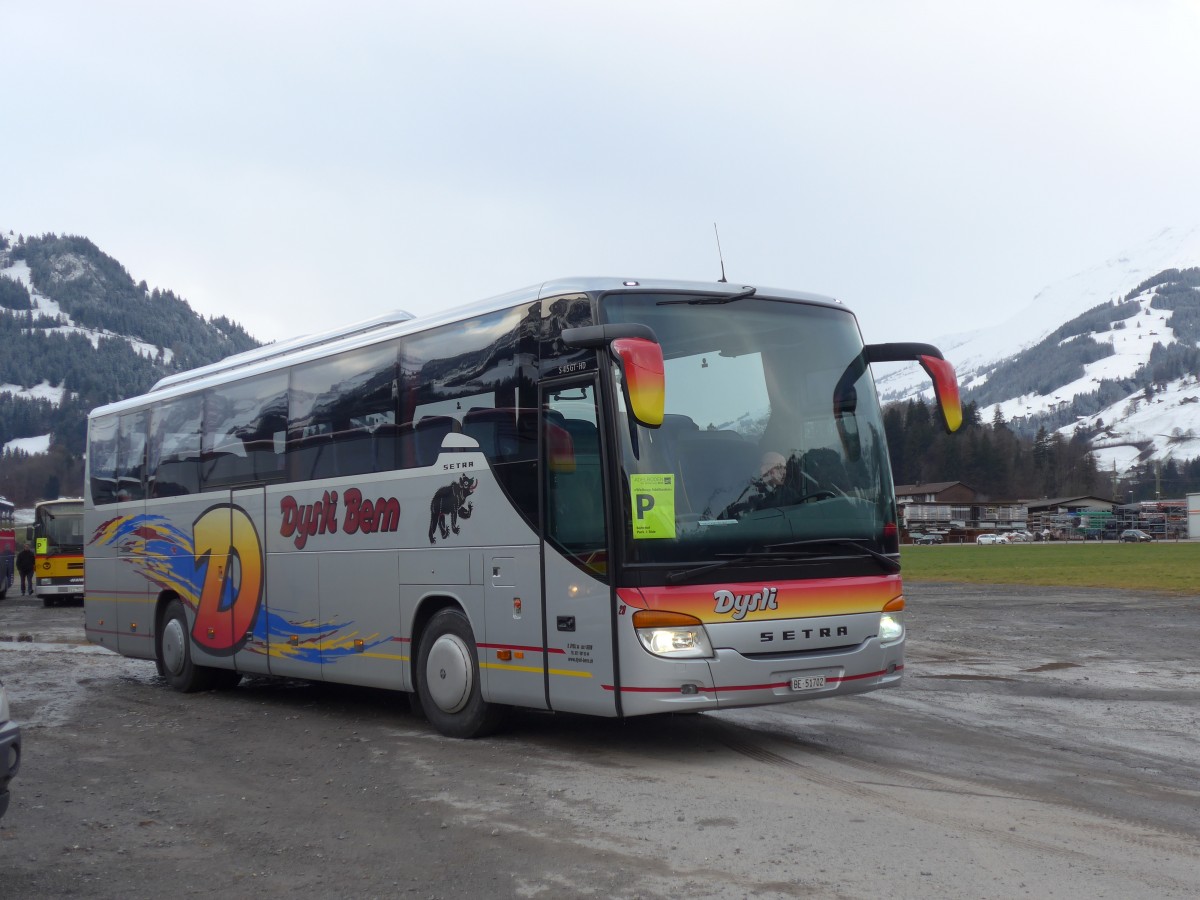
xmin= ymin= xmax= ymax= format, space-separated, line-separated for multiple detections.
xmin=92 ymin=511 xmax=393 ymax=665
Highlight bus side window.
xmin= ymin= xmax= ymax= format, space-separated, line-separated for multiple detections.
xmin=287 ymin=342 xmax=399 ymax=482
xmin=543 ymin=386 xmax=607 ymax=576
xmin=116 ymin=411 xmax=148 ymax=502
xmin=150 ymin=394 xmax=202 ymax=497
xmin=88 ymin=414 xmax=120 ymax=505
xmin=202 ymin=373 xmax=289 ymax=490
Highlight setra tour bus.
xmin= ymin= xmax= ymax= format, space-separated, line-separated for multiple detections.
xmin=84 ymin=278 xmax=960 ymax=738
xmin=34 ymin=498 xmax=86 ymax=607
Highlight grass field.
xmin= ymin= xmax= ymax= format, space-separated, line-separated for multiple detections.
xmin=899 ymin=541 xmax=1200 ymax=594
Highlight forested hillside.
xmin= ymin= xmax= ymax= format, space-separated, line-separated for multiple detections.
xmin=883 ymin=396 xmax=1200 ymax=502
xmin=0 ymin=231 xmax=260 ymax=504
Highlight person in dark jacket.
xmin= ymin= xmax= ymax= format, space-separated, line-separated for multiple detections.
xmin=721 ymin=452 xmax=808 ymax=518
xmin=16 ymin=544 xmax=35 ymax=597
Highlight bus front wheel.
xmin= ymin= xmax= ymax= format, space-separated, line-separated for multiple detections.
xmin=416 ymin=608 xmax=505 ymax=739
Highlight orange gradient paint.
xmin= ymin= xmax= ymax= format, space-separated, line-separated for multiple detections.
xmin=613 ymin=337 xmax=664 ymax=427
xmin=919 ymin=354 xmax=962 ymax=433
xmin=619 ymin=575 xmax=903 ymax=624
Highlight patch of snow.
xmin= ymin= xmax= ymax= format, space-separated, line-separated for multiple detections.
xmin=0 ymin=259 xmax=33 ymax=287
xmin=3 ymin=433 xmax=51 ymax=455
xmin=1071 ymin=375 xmax=1200 ymax=469
xmin=0 ymin=381 xmax=66 ymax=404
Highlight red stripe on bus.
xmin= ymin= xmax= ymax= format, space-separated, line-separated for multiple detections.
xmin=602 ymin=666 xmax=901 ymax=693
xmin=480 ymin=643 xmax=565 ymax=655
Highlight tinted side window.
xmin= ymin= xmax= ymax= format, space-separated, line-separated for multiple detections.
xmin=288 ymin=342 xmax=399 ymax=481
xmin=116 ymin=411 xmax=148 ymax=502
xmin=88 ymin=414 xmax=119 ymax=506
xmin=149 ymin=394 xmax=202 ymax=497
xmin=539 ymin=292 xmax=596 ymax=375
xmin=402 ymin=304 xmax=539 ymax=465
xmin=202 ymin=373 xmax=289 ymax=490
xmin=402 ymin=304 xmax=541 ymax=522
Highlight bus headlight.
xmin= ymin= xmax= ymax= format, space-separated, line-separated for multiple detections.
xmin=879 ymin=612 xmax=904 ymax=644
xmin=632 ymin=610 xmax=714 ymax=659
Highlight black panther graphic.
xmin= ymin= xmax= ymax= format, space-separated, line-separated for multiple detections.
xmin=428 ymin=474 xmax=478 ymax=544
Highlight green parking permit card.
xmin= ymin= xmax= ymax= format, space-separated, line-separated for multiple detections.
xmin=630 ymin=474 xmax=676 ymax=540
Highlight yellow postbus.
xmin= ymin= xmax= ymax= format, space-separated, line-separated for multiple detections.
xmin=34 ymin=498 xmax=85 ymax=607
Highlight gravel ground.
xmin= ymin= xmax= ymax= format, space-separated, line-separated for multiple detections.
xmin=1 ymin=582 xmax=1197 ymax=899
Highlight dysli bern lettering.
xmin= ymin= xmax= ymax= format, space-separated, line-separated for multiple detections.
xmin=279 ymin=488 xmax=402 ymax=549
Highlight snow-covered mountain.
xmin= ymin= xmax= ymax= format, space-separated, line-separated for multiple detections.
xmin=875 ymin=226 xmax=1200 ymax=476
xmin=0 ymin=230 xmax=258 ymax=481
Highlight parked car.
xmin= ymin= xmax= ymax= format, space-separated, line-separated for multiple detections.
xmin=976 ymin=533 xmax=1002 ymax=545
xmin=1120 ymin=529 xmax=1153 ymax=543
xmin=915 ymin=533 xmax=943 ymax=545
xmin=1006 ymin=531 xmax=1034 ymax=543
xmin=0 ymin=678 xmax=20 ymax=820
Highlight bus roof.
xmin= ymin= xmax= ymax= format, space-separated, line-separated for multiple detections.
xmin=90 ymin=277 xmax=844 ymax=420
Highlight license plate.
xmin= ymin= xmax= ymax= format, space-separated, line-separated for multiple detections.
xmin=791 ymin=675 xmax=826 ymax=691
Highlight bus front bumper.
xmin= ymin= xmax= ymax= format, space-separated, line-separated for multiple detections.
xmin=38 ymin=582 xmax=85 ymax=598
xmin=616 ymin=637 xmax=904 ymax=717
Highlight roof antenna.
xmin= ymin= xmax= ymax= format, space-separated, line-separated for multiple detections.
xmin=713 ymin=223 xmax=727 ymax=283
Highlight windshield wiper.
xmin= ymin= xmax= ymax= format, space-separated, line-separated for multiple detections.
xmin=663 ymin=538 xmax=896 ymax=585
xmin=657 ymin=286 xmax=757 ymax=306
xmin=664 ymin=552 xmax=798 ymax=586
xmin=764 ymin=538 xmax=900 ymax=573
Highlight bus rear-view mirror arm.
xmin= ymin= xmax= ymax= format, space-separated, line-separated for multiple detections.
xmin=834 ymin=342 xmax=962 ymax=435
xmin=831 ymin=342 xmax=961 ymax=464
xmin=864 ymin=343 xmax=962 ymax=434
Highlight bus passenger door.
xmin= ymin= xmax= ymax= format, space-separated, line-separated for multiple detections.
xmin=190 ymin=488 xmax=269 ymax=676
xmin=540 ymin=379 xmax=618 ymax=717
xmin=230 ymin=487 xmax=270 ymax=676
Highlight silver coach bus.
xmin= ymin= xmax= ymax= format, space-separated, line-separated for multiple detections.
xmin=84 ymin=278 xmax=960 ymax=737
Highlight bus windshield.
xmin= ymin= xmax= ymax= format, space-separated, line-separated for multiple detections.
xmin=601 ymin=293 xmax=896 ymax=569
xmin=37 ymin=502 xmax=85 ymax=554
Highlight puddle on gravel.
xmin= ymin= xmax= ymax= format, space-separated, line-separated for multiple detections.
xmin=1024 ymin=662 xmax=1083 ymax=672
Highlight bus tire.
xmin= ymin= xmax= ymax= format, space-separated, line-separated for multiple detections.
xmin=416 ymin=608 xmax=504 ymax=739
xmin=158 ymin=598 xmax=215 ymax=693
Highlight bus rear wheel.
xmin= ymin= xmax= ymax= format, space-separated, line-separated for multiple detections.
xmin=416 ymin=608 xmax=505 ymax=739
xmin=159 ymin=598 xmax=238 ymax=693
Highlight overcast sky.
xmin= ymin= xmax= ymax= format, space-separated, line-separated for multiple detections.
xmin=4 ymin=1 xmax=1199 ymax=346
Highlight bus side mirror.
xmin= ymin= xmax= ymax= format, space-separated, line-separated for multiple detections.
xmin=863 ymin=342 xmax=962 ymax=434
xmin=610 ymin=337 xmax=664 ymax=428
xmin=561 ymin=324 xmax=665 ymax=429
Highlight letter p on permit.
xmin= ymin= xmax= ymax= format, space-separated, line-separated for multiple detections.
xmin=629 ymin=473 xmax=676 ymax=540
